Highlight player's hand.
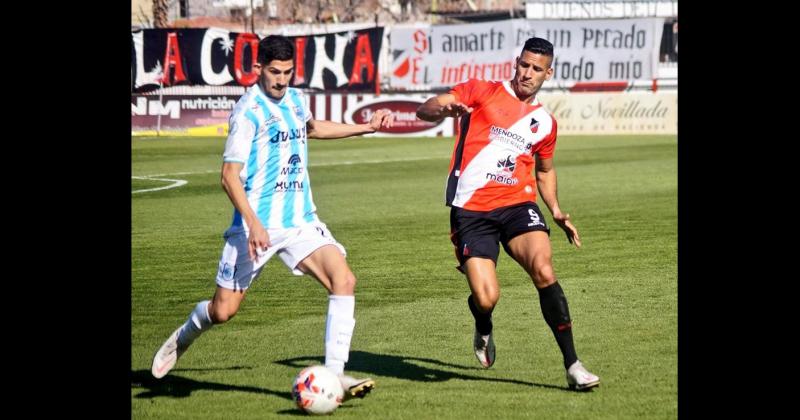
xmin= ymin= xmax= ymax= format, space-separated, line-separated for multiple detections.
xmin=368 ymin=109 xmax=395 ymax=132
xmin=442 ymin=102 xmax=473 ymax=118
xmin=552 ymin=211 xmax=581 ymax=248
xmin=248 ymin=221 xmax=271 ymax=262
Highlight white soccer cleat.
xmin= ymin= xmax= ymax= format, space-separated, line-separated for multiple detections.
xmin=151 ymin=326 xmax=186 ymax=379
xmin=566 ymin=360 xmax=600 ymax=391
xmin=473 ymin=329 xmax=495 ymax=368
xmin=338 ymin=374 xmax=375 ymax=401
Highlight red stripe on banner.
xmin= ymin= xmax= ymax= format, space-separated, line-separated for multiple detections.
xmin=325 ymin=95 xmax=331 ymax=119
xmin=569 ymin=82 xmax=628 ymax=92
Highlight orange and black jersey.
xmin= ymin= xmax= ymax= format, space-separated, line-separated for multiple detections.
xmin=446 ymin=79 xmax=557 ymax=211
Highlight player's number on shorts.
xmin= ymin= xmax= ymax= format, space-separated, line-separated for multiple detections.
xmin=528 ymin=209 xmax=543 ymax=227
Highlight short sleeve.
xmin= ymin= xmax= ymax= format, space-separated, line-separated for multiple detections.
xmin=223 ymin=111 xmax=256 ymax=163
xmin=449 ymin=79 xmax=486 ymax=108
xmin=534 ymin=118 xmax=557 ymax=159
xmin=302 ymin=92 xmax=312 ymax=122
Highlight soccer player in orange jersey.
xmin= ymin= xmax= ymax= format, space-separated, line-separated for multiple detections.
xmin=417 ymin=37 xmax=599 ymax=390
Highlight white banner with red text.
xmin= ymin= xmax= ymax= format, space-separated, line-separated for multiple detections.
xmin=390 ymin=18 xmax=664 ymax=90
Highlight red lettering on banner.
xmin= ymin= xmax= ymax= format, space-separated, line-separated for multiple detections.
xmin=411 ymin=57 xmax=423 ymax=84
xmin=161 ymin=32 xmax=187 ymax=85
xmin=294 ymin=37 xmax=307 ymax=84
xmin=413 ymin=30 xmax=428 ymax=53
xmin=348 ymin=34 xmax=374 ymax=85
xmin=233 ymin=33 xmax=260 ymax=86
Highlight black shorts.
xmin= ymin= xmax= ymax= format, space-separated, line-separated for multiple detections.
xmin=449 ymin=201 xmax=550 ymax=273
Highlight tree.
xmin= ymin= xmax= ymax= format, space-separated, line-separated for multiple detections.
xmin=153 ymin=0 xmax=169 ymax=28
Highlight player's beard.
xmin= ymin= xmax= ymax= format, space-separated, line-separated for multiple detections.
xmin=512 ymin=78 xmax=538 ymax=101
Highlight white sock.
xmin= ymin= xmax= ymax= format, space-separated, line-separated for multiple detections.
xmin=324 ymin=295 xmax=355 ymax=375
xmin=177 ymin=300 xmax=213 ymax=349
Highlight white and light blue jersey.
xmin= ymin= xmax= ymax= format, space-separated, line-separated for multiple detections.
xmin=223 ymin=84 xmax=317 ymax=232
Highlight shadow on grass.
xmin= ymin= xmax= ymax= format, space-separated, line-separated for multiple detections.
xmin=130 ymin=369 xmax=292 ymax=400
xmin=131 ymin=349 xmax=578 ymax=406
xmin=131 ymin=368 xmax=374 ymax=416
xmin=275 ymin=350 xmax=571 ymax=391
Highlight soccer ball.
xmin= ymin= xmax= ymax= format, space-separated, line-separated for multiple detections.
xmin=291 ymin=365 xmax=344 ymax=415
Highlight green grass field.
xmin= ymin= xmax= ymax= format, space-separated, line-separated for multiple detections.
xmin=132 ymin=134 xmax=677 ymax=419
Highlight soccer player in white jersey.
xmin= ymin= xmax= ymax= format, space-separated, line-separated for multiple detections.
xmin=151 ymin=35 xmax=394 ymax=402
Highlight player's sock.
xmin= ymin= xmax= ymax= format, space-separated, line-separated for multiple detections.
xmin=468 ymin=294 xmax=493 ymax=335
xmin=537 ymin=282 xmax=578 ymax=369
xmin=177 ymin=300 xmax=213 ymax=349
xmin=324 ymin=295 xmax=355 ymax=376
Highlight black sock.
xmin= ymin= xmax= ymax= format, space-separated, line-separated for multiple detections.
xmin=468 ymin=295 xmax=493 ymax=335
xmin=537 ymin=282 xmax=578 ymax=369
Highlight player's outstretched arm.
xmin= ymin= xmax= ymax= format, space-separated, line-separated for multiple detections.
xmin=416 ymin=94 xmax=473 ymax=122
xmin=307 ymin=109 xmax=394 ymax=139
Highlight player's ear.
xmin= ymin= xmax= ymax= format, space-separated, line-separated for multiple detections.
xmin=253 ymin=62 xmax=263 ymax=76
xmin=545 ymin=66 xmax=553 ymax=81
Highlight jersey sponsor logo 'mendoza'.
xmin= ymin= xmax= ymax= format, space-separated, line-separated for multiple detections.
xmin=488 ymin=125 xmax=532 ymax=153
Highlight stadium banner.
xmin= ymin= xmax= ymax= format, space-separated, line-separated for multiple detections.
xmin=132 ymin=27 xmax=384 ymax=93
xmin=390 ymin=18 xmax=663 ymax=89
xmin=538 ymin=91 xmax=677 ymax=135
xmin=131 ymin=94 xmax=238 ymax=136
xmin=131 ymin=93 xmax=455 ymax=137
xmin=132 ymin=92 xmax=675 ymax=137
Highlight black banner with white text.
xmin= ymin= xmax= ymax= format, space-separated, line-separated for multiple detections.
xmin=131 ymin=27 xmax=384 ymax=93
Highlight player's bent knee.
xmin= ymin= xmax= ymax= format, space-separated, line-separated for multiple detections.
xmin=532 ymin=264 xmax=556 ymax=288
xmin=332 ymin=271 xmax=356 ymax=294
xmin=210 ymin=305 xmax=238 ymax=324
xmin=474 ymin=292 xmax=499 ymax=312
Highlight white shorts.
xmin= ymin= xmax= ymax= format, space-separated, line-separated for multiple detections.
xmin=215 ymin=220 xmax=346 ymax=291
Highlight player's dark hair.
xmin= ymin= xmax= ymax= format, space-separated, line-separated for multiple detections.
xmin=521 ymin=37 xmax=554 ymax=57
xmin=258 ymin=35 xmax=294 ymax=64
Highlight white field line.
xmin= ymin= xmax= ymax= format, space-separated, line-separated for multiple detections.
xmin=132 ymin=155 xmax=447 ymax=194
xmin=131 ymin=176 xmax=189 ymax=194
